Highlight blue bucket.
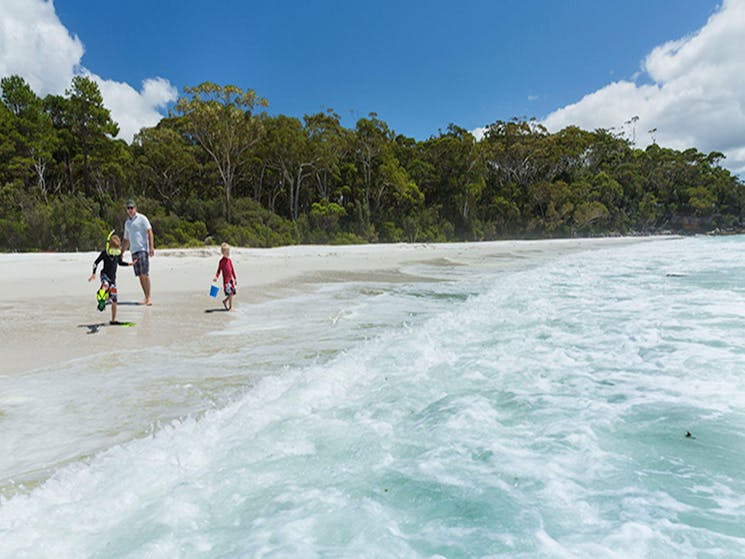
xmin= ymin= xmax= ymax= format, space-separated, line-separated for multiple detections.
xmin=209 ymin=283 xmax=219 ymax=298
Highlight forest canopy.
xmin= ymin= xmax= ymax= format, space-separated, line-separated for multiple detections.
xmin=1 ymin=75 xmax=743 ymax=251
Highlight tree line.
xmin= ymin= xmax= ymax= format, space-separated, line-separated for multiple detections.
xmin=1 ymin=75 xmax=743 ymax=251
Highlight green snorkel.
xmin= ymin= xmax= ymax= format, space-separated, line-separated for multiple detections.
xmin=105 ymin=230 xmax=121 ymax=256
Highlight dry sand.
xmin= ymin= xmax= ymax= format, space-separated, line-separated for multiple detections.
xmin=0 ymin=238 xmax=657 ymax=376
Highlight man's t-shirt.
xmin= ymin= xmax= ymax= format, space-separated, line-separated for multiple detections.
xmin=124 ymin=213 xmax=152 ymax=254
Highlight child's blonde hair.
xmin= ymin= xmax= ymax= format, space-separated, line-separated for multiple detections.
xmin=221 ymin=242 xmax=231 ymax=256
xmin=109 ymin=235 xmax=121 ymax=248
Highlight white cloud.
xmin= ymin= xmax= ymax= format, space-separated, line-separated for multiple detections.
xmin=91 ymin=75 xmax=177 ymax=142
xmin=0 ymin=0 xmax=176 ymax=142
xmin=0 ymin=0 xmax=82 ymax=94
xmin=541 ymin=0 xmax=745 ymax=174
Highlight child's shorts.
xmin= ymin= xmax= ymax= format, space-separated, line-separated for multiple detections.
xmin=101 ymin=274 xmax=118 ymax=302
xmin=224 ymin=280 xmax=236 ymax=296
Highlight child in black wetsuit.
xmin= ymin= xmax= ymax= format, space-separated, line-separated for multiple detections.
xmin=88 ymin=233 xmax=135 ymax=324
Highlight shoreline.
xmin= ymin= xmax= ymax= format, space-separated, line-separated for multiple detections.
xmin=0 ymin=236 xmax=668 ymax=377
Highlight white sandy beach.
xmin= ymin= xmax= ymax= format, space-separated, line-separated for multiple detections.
xmin=0 ymin=237 xmax=655 ymax=377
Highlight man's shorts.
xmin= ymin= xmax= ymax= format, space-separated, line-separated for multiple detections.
xmin=101 ymin=274 xmax=118 ymax=302
xmin=133 ymin=251 xmax=150 ymax=276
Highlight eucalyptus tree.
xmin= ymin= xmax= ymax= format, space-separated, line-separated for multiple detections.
xmin=550 ymin=125 xmax=596 ymax=183
xmin=698 ymin=152 xmax=745 ymax=224
xmin=584 ymin=128 xmax=630 ymax=174
xmin=481 ymin=118 xmax=558 ymax=224
xmin=673 ymin=149 xmax=732 ymax=221
xmin=482 ymin=119 xmax=552 ymax=186
xmin=643 ymin=145 xmax=695 ymax=224
xmin=90 ymin=138 xmax=133 ymax=201
xmin=259 ymin=114 xmax=315 ymax=220
xmin=353 ymin=113 xmax=417 ymax=219
xmin=353 ymin=113 xmax=391 ymax=214
xmin=42 ymin=93 xmax=76 ymax=193
xmin=420 ymin=124 xmax=485 ymax=236
xmin=132 ymin=125 xmax=199 ymax=209
xmin=66 ymin=75 xmax=119 ymax=197
xmin=572 ymin=200 xmax=611 ymax=233
xmin=1 ymin=75 xmax=58 ymax=196
xmin=0 ymin=101 xmax=16 ymax=187
xmin=304 ymin=110 xmax=349 ymax=201
xmin=173 ymin=82 xmax=267 ymax=222
xmin=526 ymin=179 xmax=576 ymax=232
xmin=0 ymin=79 xmax=27 ymax=186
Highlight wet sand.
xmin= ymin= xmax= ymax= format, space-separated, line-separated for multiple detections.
xmin=0 ymin=238 xmax=657 ymax=376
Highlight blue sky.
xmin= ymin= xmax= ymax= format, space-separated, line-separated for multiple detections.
xmin=51 ymin=0 xmax=717 ymax=138
xmin=3 ymin=1 xmax=744 ymax=173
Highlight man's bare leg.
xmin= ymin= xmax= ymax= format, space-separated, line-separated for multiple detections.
xmin=140 ymin=274 xmax=152 ymax=305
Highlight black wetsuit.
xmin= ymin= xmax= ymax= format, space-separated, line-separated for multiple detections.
xmin=92 ymin=251 xmax=130 ymax=282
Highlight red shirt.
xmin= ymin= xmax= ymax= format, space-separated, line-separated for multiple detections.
xmin=216 ymin=256 xmax=237 ymax=285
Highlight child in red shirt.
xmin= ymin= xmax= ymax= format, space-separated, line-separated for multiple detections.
xmin=214 ymin=242 xmax=237 ymax=311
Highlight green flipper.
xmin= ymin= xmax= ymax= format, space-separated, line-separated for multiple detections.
xmin=96 ymin=288 xmax=108 ymax=311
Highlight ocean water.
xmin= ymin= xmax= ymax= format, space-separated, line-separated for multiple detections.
xmin=2 ymin=236 xmax=745 ymax=558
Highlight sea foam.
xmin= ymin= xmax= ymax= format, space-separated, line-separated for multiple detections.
xmin=2 ymin=236 xmax=745 ymax=557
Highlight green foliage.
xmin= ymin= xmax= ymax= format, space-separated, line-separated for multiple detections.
xmin=403 ymin=207 xmax=453 ymax=242
xmin=301 ymin=200 xmax=347 ymax=243
xmin=132 ymin=125 xmax=199 ymax=207
xmin=0 ymin=192 xmax=107 ymax=251
xmin=47 ymin=195 xmax=109 ymax=251
xmin=573 ymin=201 xmax=610 ymax=234
xmin=329 ymin=231 xmax=368 ymax=245
xmin=311 ymin=200 xmax=345 ymax=229
xmin=1 ymin=75 xmax=744 ymax=251
xmin=173 ymin=82 xmax=267 ymax=222
xmin=156 ymin=214 xmax=209 ymax=247
xmin=66 ymin=76 xmax=119 ymax=198
xmin=214 ymin=197 xmax=298 ymax=247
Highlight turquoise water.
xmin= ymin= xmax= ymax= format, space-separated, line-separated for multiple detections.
xmin=2 ymin=237 xmax=745 ymax=558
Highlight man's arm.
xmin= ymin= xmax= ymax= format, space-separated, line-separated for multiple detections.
xmin=148 ymin=228 xmax=154 ymax=257
xmin=122 ymin=224 xmax=130 ymax=254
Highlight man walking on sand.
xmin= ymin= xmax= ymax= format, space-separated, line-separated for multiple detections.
xmin=122 ymin=199 xmax=154 ymax=306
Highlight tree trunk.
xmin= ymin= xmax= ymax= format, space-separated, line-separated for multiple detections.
xmin=293 ymin=167 xmax=305 ymax=220
xmin=83 ymin=148 xmax=90 ymax=197
xmin=254 ymin=165 xmax=265 ymax=202
xmin=66 ymin=156 xmax=74 ymax=194
xmin=225 ymin=179 xmax=232 ymax=222
xmin=82 ymin=125 xmax=90 ymax=198
xmin=32 ymin=157 xmax=47 ymax=198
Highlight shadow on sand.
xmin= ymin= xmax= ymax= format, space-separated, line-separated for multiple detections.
xmin=78 ymin=323 xmax=107 ymax=334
